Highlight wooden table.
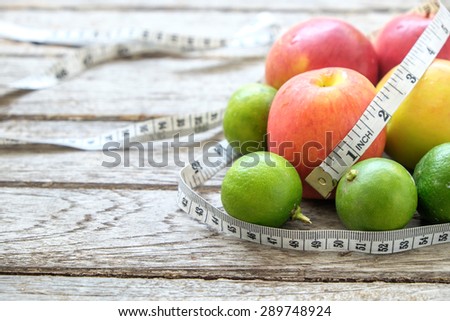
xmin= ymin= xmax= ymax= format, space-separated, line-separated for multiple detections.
xmin=1 ymin=0 xmax=449 ymax=301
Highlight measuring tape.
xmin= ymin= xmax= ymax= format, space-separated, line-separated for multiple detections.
xmin=178 ymin=140 xmax=450 ymax=254
xmin=0 ymin=109 xmax=226 ymax=150
xmin=0 ymin=1 xmax=449 ymax=253
xmin=305 ymin=0 xmax=450 ymax=198
xmin=177 ymin=0 xmax=450 ymax=254
xmin=0 ymin=13 xmax=274 ymax=147
xmin=0 ymin=13 xmax=279 ymax=90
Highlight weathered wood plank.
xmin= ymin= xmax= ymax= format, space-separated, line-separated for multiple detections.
xmin=0 ymin=4 xmax=430 ymax=120
xmin=1 ymin=275 xmax=449 ymax=300
xmin=0 ymin=7 xmax=405 ymax=33
xmin=0 ymin=121 xmax=224 ymax=186
xmin=0 ymin=9 xmax=404 ymax=59
xmin=2 ymin=0 xmax=449 ymax=13
xmin=0 ymin=55 xmax=264 ymax=119
xmin=0 ymin=10 xmax=277 ymax=43
xmin=0 ymin=187 xmax=448 ymax=283
xmin=1 ymin=0 xmax=449 ymax=300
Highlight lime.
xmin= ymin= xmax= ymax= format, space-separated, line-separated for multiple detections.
xmin=221 ymin=151 xmax=309 ymax=227
xmin=336 ymin=158 xmax=417 ymax=231
xmin=223 ymin=83 xmax=277 ymax=155
xmin=413 ymin=143 xmax=450 ymax=223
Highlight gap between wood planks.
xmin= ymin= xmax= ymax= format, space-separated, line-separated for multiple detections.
xmin=0 ymin=4 xmax=409 ymax=14
xmin=0 ymin=266 xmax=449 ymax=284
xmin=0 ymin=114 xmax=166 ymax=122
xmin=0 ymin=180 xmax=183 ymax=190
xmin=0 ymin=180 xmax=222 ymax=192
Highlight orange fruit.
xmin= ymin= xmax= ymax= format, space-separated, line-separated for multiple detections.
xmin=376 ymin=59 xmax=450 ymax=170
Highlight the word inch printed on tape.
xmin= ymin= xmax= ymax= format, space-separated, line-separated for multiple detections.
xmin=177 ymin=0 xmax=450 ymax=254
xmin=305 ymin=1 xmax=450 ymax=198
xmin=178 ymin=140 xmax=450 ymax=254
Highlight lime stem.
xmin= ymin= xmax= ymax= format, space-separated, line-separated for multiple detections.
xmin=291 ymin=205 xmax=312 ymax=224
xmin=346 ymin=169 xmax=358 ymax=182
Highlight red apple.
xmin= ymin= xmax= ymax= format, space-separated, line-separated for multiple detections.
xmin=267 ymin=67 xmax=386 ymax=199
xmin=374 ymin=13 xmax=450 ymax=77
xmin=265 ymin=17 xmax=379 ymax=89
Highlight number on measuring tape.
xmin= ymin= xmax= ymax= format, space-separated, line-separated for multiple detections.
xmin=372 ymin=241 xmax=393 ymax=254
xmin=242 ymin=229 xmax=261 ymax=243
xmin=348 ymin=239 xmax=370 ymax=253
xmin=327 ymin=238 xmax=346 ymax=251
xmin=178 ymin=139 xmax=450 ymax=254
xmin=0 ymin=109 xmax=226 ymax=151
xmin=413 ymin=234 xmax=434 ymax=248
xmin=262 ymin=234 xmax=282 ymax=247
xmin=306 ymin=1 xmax=450 ymax=198
xmin=173 ymin=3 xmax=450 ymax=246
xmin=1 ymin=0 xmax=450 ymax=254
xmin=1 ymin=13 xmax=280 ymax=90
xmin=282 ymin=238 xmax=304 ymax=250
xmin=206 ymin=214 xmax=222 ymax=229
xmin=435 ymin=232 xmax=449 ymax=243
xmin=225 ymin=223 xmax=241 ymax=237
xmin=393 ymin=238 xmax=413 ymax=252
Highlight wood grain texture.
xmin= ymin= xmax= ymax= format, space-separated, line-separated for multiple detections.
xmin=0 ymin=7 xmax=415 ymax=120
xmin=1 ymin=0 xmax=450 ymax=301
xmin=1 ymin=1 xmax=445 ymax=121
xmin=0 ymin=0 xmax=429 ymax=11
xmin=0 ymin=123 xmax=224 ymax=187
xmin=1 ymin=276 xmax=449 ymax=300
xmin=1 ymin=187 xmax=449 ymax=284
xmin=0 ymin=55 xmax=264 ymax=119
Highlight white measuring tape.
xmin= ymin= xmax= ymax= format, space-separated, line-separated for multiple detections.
xmin=0 ymin=1 xmax=449 ymax=253
xmin=305 ymin=0 xmax=450 ymax=198
xmin=0 ymin=13 xmax=279 ymax=90
xmin=178 ymin=140 xmax=450 ymax=254
xmin=0 ymin=109 xmax=226 ymax=150
xmin=177 ymin=0 xmax=450 ymax=254
xmin=0 ymin=13 xmax=275 ymax=148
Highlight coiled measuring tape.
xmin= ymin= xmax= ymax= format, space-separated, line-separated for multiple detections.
xmin=0 ymin=109 xmax=226 ymax=150
xmin=178 ymin=140 xmax=450 ymax=254
xmin=0 ymin=1 xmax=449 ymax=254
xmin=177 ymin=0 xmax=450 ymax=255
xmin=0 ymin=13 xmax=276 ymax=148
xmin=305 ymin=0 xmax=450 ymax=199
xmin=0 ymin=12 xmax=279 ymax=90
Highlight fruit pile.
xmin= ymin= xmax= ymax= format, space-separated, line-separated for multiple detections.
xmin=221 ymin=10 xmax=450 ymax=231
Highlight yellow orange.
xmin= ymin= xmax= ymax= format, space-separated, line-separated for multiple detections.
xmin=377 ymin=59 xmax=450 ymax=170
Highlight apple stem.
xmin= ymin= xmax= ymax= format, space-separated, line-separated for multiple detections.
xmin=346 ymin=169 xmax=358 ymax=182
xmin=291 ymin=205 xmax=312 ymax=224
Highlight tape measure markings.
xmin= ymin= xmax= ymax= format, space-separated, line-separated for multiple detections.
xmin=1 ymin=1 xmax=449 ymax=254
xmin=0 ymin=21 xmax=233 ymax=48
xmin=1 ymin=14 xmax=279 ymax=90
xmin=0 ymin=109 xmax=226 ymax=150
xmin=306 ymin=2 xmax=450 ymax=198
xmin=177 ymin=139 xmax=450 ymax=254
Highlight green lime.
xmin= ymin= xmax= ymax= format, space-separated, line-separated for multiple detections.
xmin=221 ymin=151 xmax=309 ymax=227
xmin=336 ymin=158 xmax=417 ymax=231
xmin=223 ymin=83 xmax=277 ymax=155
xmin=413 ymin=142 xmax=450 ymax=223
